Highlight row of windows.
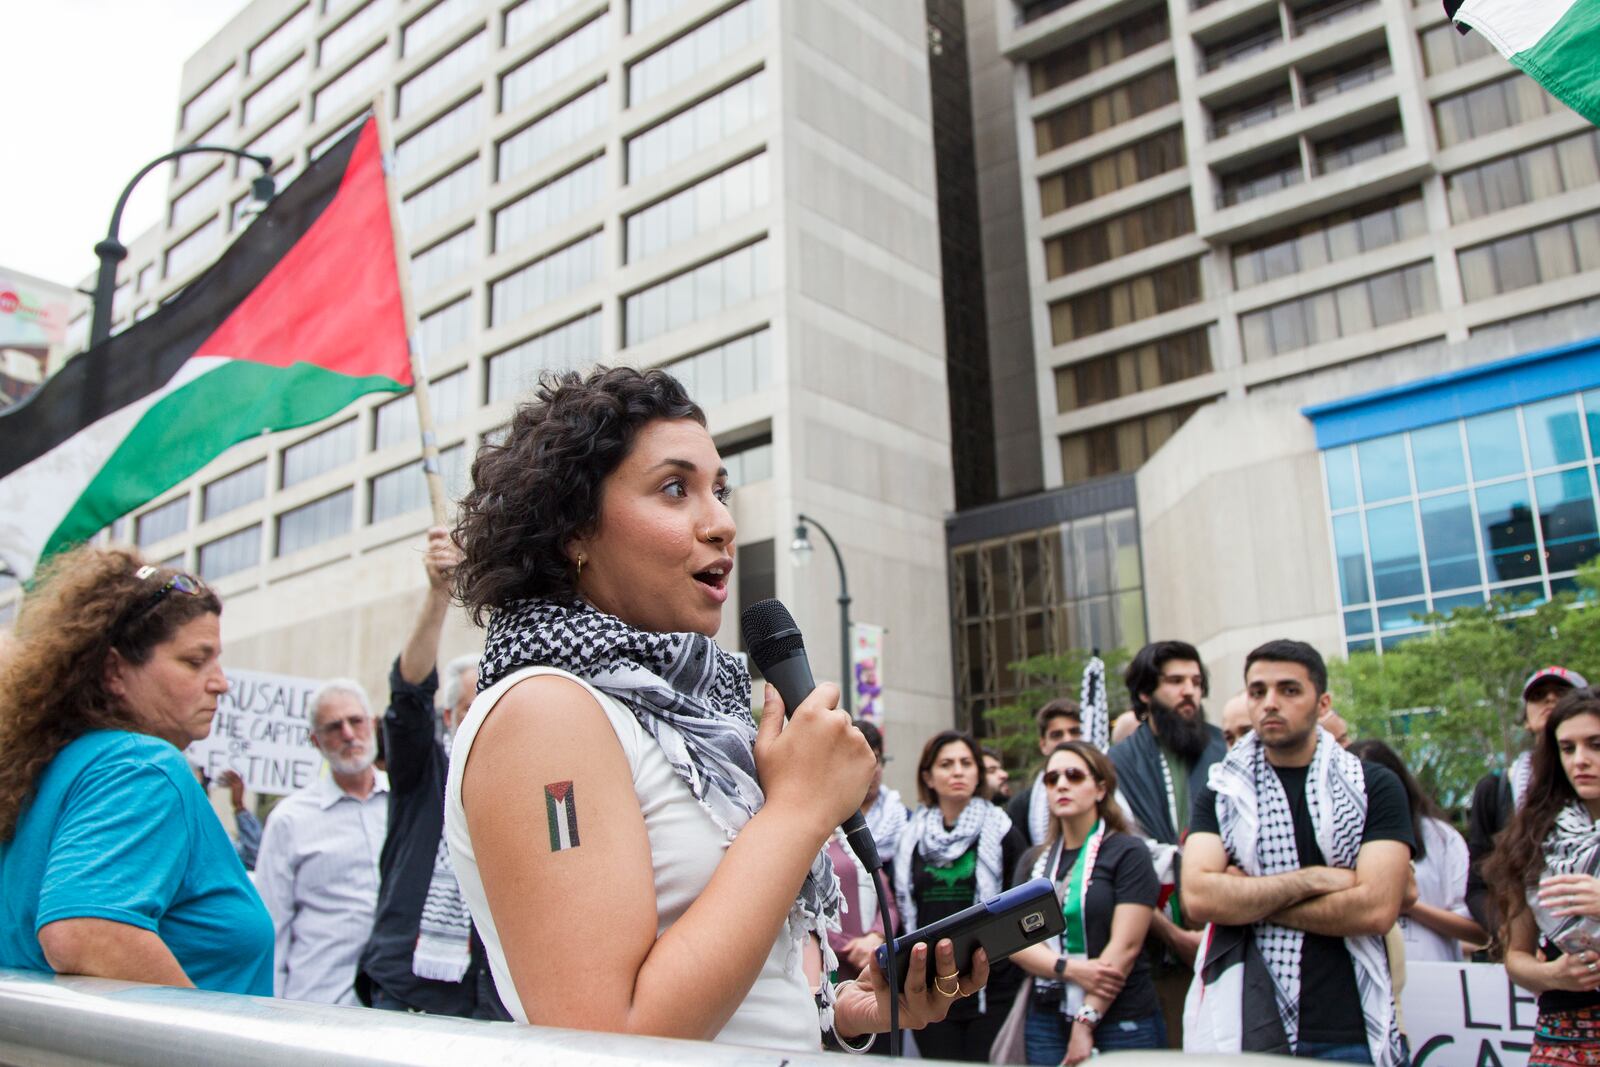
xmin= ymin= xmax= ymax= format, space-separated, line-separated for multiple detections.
xmin=1435 ymin=73 xmax=1558 ymax=149
xmin=1231 ymin=188 xmax=1426 ymax=289
xmin=418 ymin=295 xmax=474 ymax=365
xmin=1034 ymin=66 xmax=1178 ymax=156
xmin=1029 ymin=6 xmax=1168 ymax=97
xmin=1038 ymin=128 xmax=1185 ymax=216
xmin=500 ymin=12 xmax=611 ymax=114
xmin=411 ymin=225 xmax=476 ymax=293
xmin=250 ymin=6 xmax=314 ymax=76
xmin=403 ymin=0 xmax=475 ymax=58
xmin=488 ymin=231 xmax=602 ymax=326
xmin=401 ymin=28 xmax=490 ymax=118
xmin=627 ymin=68 xmax=768 ymax=183
xmin=1054 ymin=326 xmax=1213 ymax=412
xmin=1240 ymin=262 xmax=1438 ymax=361
xmin=1207 ymin=46 xmax=1392 ymax=142
xmin=373 ymin=371 xmax=468 ymax=451
xmin=1458 ymin=209 xmax=1600 ymax=302
xmin=1060 ymin=403 xmax=1199 ymax=484
xmin=1417 ymin=19 xmax=1497 ymax=76
xmin=164 ymin=217 xmax=223 ymax=281
xmin=485 ymin=310 xmax=602 ymax=400
xmin=1043 ymin=192 xmax=1193 ymax=280
xmin=321 ymin=0 xmax=397 ymax=68
xmin=506 ymin=0 xmax=589 ymax=47
xmin=628 ymin=0 xmax=765 ymax=107
xmin=397 ymin=93 xmax=483 ymax=175
xmin=1048 ymin=258 xmax=1202 ymax=344
xmin=623 ymin=238 xmax=769 ymax=345
xmin=625 ymin=151 xmax=768 ymax=263
xmin=1216 ymin=116 xmax=1404 ymax=207
xmin=494 ymin=153 xmax=606 ymax=251
xmin=1446 ymin=128 xmax=1600 ymax=224
xmin=497 ymin=81 xmax=609 ymax=181
xmin=170 ymin=166 xmax=229 ymax=230
xmin=314 ymin=46 xmax=388 ymax=121
xmin=244 ymin=54 xmax=308 ymax=127
xmin=402 ymin=156 xmax=482 ymax=234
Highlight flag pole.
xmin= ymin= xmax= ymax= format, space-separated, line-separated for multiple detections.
xmin=370 ymin=100 xmax=448 ymax=526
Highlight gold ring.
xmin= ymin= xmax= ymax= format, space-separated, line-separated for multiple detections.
xmin=934 ymin=973 xmax=961 ymax=997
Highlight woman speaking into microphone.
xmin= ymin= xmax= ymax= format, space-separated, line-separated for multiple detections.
xmin=444 ymin=366 xmax=986 ymax=1052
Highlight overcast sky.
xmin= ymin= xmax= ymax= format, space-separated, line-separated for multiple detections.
xmin=1 ymin=1 xmax=251 ymax=287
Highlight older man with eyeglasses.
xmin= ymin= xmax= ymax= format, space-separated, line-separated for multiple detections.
xmin=254 ymin=679 xmax=388 ymax=1005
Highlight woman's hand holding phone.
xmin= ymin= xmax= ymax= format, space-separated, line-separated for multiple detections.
xmin=834 ymin=938 xmax=990 ymax=1038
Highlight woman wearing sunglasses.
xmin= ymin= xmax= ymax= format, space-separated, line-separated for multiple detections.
xmin=1009 ymin=741 xmax=1163 ymax=1065
xmin=0 ymin=547 xmax=272 ymax=994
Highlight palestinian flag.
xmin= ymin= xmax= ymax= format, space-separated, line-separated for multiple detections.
xmin=0 ymin=116 xmax=410 ymax=580
xmin=1449 ymin=0 xmax=1600 ymax=126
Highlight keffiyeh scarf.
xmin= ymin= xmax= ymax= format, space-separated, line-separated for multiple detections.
xmin=414 ymin=734 xmax=472 ymax=981
xmin=893 ymin=797 xmax=1011 ymax=933
xmin=1531 ymin=801 xmax=1600 ymax=950
xmin=864 ymin=785 xmax=909 ymax=858
xmin=1081 ymin=655 xmax=1110 ymax=753
xmin=478 ymin=598 xmax=844 ymax=962
xmin=1202 ymin=728 xmax=1402 ymax=1067
xmin=1512 ymin=750 xmax=1534 ymax=809
xmin=1028 ymin=772 xmax=1053 ymax=846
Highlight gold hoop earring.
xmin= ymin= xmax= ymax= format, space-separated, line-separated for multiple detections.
xmin=576 ymin=555 xmax=585 ymax=579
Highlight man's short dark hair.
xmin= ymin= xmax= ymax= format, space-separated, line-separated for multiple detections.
xmin=1037 ymin=697 xmax=1081 ymax=736
xmin=1124 ymin=641 xmax=1209 ymax=710
xmin=981 ymin=745 xmax=1003 ymax=761
xmin=1244 ymin=639 xmax=1328 ymax=696
xmin=854 ymin=719 xmax=883 ymax=756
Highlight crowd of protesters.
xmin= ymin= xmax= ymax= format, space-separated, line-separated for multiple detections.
xmin=1 ymin=366 xmax=1598 ymax=1067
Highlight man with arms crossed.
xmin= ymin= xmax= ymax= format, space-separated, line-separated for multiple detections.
xmin=1183 ymin=639 xmax=1412 ymax=1065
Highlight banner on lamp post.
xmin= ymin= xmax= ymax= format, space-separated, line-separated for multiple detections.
xmin=852 ymin=622 xmax=884 ymax=723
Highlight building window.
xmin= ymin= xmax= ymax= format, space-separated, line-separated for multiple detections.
xmin=623 ymin=238 xmax=769 ymax=346
xmin=1048 ymin=258 xmax=1202 ymax=344
xmin=950 ymin=509 xmax=1147 ymax=733
xmin=368 ymin=444 xmax=467 ymax=522
xmin=630 ymin=0 xmax=694 ymax=34
xmin=722 ymin=437 xmax=773 ymax=485
xmin=1200 ymin=16 xmax=1281 ymax=72
xmin=1301 ymin=46 xmax=1392 ymax=104
xmin=1208 ymin=81 xmax=1294 ymax=140
xmin=243 ymin=107 xmax=305 ymax=169
xmin=735 ymin=539 xmax=775 ymax=636
xmin=1417 ymin=21 xmax=1497 ymax=75
xmin=1445 ymin=129 xmax=1600 ymax=223
xmin=1433 ymin=74 xmax=1557 ymax=149
xmin=662 ymin=327 xmax=772 ymax=406
xmin=396 ymin=94 xmax=484 ymax=176
xmin=373 ymin=370 xmax=467 ymax=450
xmin=624 ymin=152 xmax=769 ymax=264
xmin=177 ymin=115 xmax=234 ymax=181
xmin=1218 ymin=149 xmax=1304 ymax=207
xmin=402 ymin=156 xmax=482 ymax=235
xmin=496 ymin=82 xmax=609 ymax=182
xmin=399 ymin=30 xmax=488 ymax=118
xmin=488 ymin=232 xmax=602 ymax=328
xmin=486 ymin=310 xmax=603 ymax=401
xmin=501 ymin=12 xmax=612 ymax=114
xmin=182 ymin=66 xmax=240 ymax=131
xmin=625 ymin=70 xmax=768 ymax=184
xmin=1060 ymin=405 xmax=1199 ymax=483
xmin=417 ymin=294 xmax=474 ymax=365
xmin=276 ymin=489 xmax=354 ymax=557
xmin=203 ymin=461 xmax=267 ymax=522
xmin=314 ymin=46 xmax=388 ymax=120
xmin=170 ymin=167 xmax=228 ymax=230
xmin=1055 ymin=327 xmax=1213 ymax=411
xmin=199 ymin=524 xmax=262 ymax=581
xmin=492 ymin=154 xmax=606 ymax=252
xmin=1313 ymin=115 xmax=1404 ymax=175
xmin=1289 ymin=0 xmax=1378 ymax=35
xmin=1043 ymin=192 xmax=1193 ymax=279
xmin=281 ymin=419 xmax=357 ymax=488
xmin=403 ymin=0 xmax=475 ymax=56
xmin=136 ymin=495 xmax=190 ymax=547
xmin=1031 ymin=7 xmax=1168 ymax=94
xmin=627 ymin=0 xmax=765 ymax=107
xmin=1457 ymin=210 xmax=1600 ymax=301
xmin=1039 ymin=128 xmax=1185 ymax=215
xmin=411 ymin=226 xmax=476 ymax=293
xmin=249 ymin=6 xmax=312 ymax=74
xmin=1239 ymin=261 xmax=1438 ymax=361
xmin=1322 ymin=389 xmax=1600 ymax=653
xmin=1034 ymin=66 xmax=1177 ymax=155
xmin=243 ymin=54 xmax=308 ymax=127
xmin=164 ymin=217 xmax=223 ymax=281
xmin=1231 ymin=188 xmax=1426 ymax=288
xmin=320 ymin=0 xmax=397 ymax=66
xmin=504 ymin=0 xmax=587 ymax=46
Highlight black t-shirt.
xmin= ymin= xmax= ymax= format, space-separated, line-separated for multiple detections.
xmin=1012 ymin=832 xmax=1161 ymax=1025
xmin=908 ymin=823 xmax=1029 ymax=1019
xmin=1191 ymin=760 xmax=1414 ymax=1045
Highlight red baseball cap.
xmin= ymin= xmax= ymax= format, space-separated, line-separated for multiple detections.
xmin=1523 ymin=666 xmax=1588 ymax=699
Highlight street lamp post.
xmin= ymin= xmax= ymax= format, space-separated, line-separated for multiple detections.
xmin=90 ymin=146 xmax=275 ymax=347
xmin=790 ymin=513 xmax=852 ymax=713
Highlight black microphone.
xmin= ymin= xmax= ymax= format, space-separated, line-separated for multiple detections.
xmin=742 ymin=598 xmax=883 ymax=872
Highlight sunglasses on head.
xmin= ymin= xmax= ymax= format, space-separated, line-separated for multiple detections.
xmin=116 ymin=565 xmax=207 ymax=635
xmin=1043 ymin=766 xmax=1092 ymax=787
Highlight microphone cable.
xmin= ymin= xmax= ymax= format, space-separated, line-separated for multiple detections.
xmin=870 ymin=865 xmax=901 ymax=1058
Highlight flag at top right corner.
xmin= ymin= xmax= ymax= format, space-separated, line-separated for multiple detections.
xmin=1447 ymin=0 xmax=1600 ymax=126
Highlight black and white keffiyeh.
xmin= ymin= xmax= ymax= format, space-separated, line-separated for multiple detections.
xmin=414 ymin=733 xmax=473 ymax=981
xmin=477 ymin=598 xmax=844 ymax=947
xmin=1028 ymin=772 xmax=1053 ymax=846
xmin=864 ymin=785 xmax=909 ymax=858
xmin=1511 ymin=750 xmax=1534 ymax=809
xmin=1081 ymin=655 xmax=1110 ymax=753
xmin=1531 ymin=801 xmax=1600 ymax=949
xmin=893 ymin=797 xmax=1011 ymax=932
xmin=1205 ymin=728 xmax=1402 ymax=1067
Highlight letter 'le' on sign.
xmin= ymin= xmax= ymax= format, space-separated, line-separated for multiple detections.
xmin=544 ymin=780 xmax=580 ymax=852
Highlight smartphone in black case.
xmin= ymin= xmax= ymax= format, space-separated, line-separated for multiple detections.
xmin=875 ymin=877 xmax=1063 ymax=992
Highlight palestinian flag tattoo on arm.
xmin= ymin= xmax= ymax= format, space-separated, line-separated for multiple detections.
xmin=545 ymin=780 xmax=581 ymax=851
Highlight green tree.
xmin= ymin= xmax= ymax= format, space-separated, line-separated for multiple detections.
xmin=1330 ymin=561 xmax=1600 ymax=814
xmin=985 ymin=647 xmax=1132 ymax=777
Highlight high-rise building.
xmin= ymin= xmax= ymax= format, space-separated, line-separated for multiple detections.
xmin=34 ymin=0 xmax=961 ymax=778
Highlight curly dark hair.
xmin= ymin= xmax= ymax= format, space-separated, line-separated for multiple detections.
xmin=0 ymin=545 xmax=223 ymax=840
xmin=1486 ymin=687 xmax=1600 ymax=937
xmin=1124 ymin=640 xmax=1209 ymax=710
xmin=453 ymin=365 xmax=704 ymax=624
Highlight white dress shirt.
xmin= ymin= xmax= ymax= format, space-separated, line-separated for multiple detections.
xmin=255 ymin=770 xmax=389 ymax=1004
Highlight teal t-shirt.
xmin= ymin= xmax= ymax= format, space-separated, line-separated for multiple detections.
xmin=0 ymin=730 xmax=273 ymax=995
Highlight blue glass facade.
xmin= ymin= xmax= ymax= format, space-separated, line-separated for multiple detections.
xmin=1306 ymin=338 xmax=1600 ymax=655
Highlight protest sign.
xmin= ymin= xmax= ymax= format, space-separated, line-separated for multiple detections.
xmin=1404 ymin=962 xmax=1537 ymax=1067
xmin=186 ymin=667 xmax=323 ymax=796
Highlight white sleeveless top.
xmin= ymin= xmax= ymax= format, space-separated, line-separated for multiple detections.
xmin=444 ymin=665 xmax=819 ymax=1051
